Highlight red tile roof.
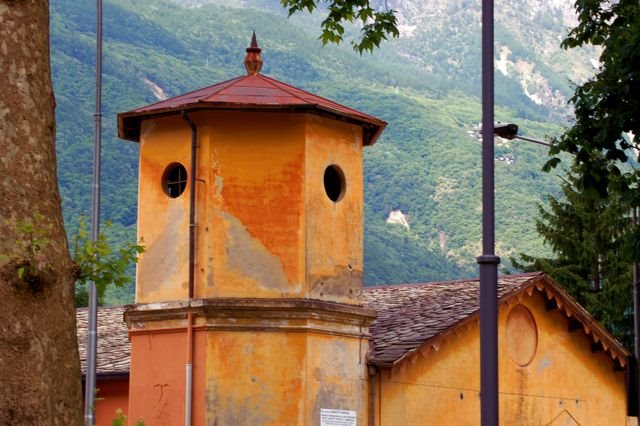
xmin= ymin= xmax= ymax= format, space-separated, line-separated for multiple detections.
xmin=76 ymin=306 xmax=129 ymax=377
xmin=76 ymin=273 xmax=629 ymax=376
xmin=117 ymin=73 xmax=386 ymax=145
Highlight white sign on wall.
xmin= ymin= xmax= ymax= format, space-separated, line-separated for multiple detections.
xmin=320 ymin=409 xmax=357 ymax=426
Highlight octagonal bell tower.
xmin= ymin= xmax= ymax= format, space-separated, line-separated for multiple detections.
xmin=118 ymin=34 xmax=386 ymax=425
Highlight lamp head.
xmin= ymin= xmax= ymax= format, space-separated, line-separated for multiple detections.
xmin=493 ymin=123 xmax=518 ymax=140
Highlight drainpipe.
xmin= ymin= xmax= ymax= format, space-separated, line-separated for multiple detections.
xmin=182 ymin=110 xmax=197 ymax=426
xmin=368 ymin=366 xmax=378 ymax=426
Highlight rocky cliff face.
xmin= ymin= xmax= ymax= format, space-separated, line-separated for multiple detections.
xmin=382 ymin=0 xmax=595 ymax=115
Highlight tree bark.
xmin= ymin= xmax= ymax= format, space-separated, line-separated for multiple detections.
xmin=0 ymin=0 xmax=83 ymax=424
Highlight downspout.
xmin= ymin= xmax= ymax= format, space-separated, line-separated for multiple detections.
xmin=368 ymin=366 xmax=378 ymax=426
xmin=182 ymin=110 xmax=197 ymax=426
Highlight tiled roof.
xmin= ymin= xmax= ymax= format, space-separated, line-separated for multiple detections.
xmin=117 ymin=73 xmax=386 ymax=145
xmin=363 ymin=272 xmax=630 ymax=368
xmin=76 ymin=273 xmax=629 ymax=376
xmin=76 ymin=306 xmax=129 ymax=376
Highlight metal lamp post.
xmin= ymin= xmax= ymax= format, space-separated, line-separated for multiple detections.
xmin=479 ymin=0 xmax=499 ymax=424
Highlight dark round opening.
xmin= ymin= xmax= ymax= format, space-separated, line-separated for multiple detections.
xmin=323 ymin=165 xmax=345 ymax=202
xmin=163 ymin=163 xmax=188 ymax=198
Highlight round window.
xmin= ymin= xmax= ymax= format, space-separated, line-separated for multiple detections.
xmin=323 ymin=165 xmax=346 ymax=202
xmin=163 ymin=163 xmax=187 ymax=198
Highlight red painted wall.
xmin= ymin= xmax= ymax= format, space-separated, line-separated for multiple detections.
xmin=89 ymin=377 xmax=129 ymax=426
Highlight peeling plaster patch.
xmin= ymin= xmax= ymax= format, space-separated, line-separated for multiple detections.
xmin=141 ymin=203 xmax=188 ymax=296
xmin=221 ymin=211 xmax=290 ymax=291
xmin=537 ymin=354 xmax=552 ymax=373
xmin=206 ymin=378 xmax=273 ymax=425
xmin=215 ymin=175 xmax=224 ymax=198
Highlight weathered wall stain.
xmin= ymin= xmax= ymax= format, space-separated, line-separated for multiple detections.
xmin=138 ymin=203 xmax=188 ymax=299
xmin=309 ymin=266 xmax=363 ymax=302
xmin=204 ymin=332 xmax=305 ymax=425
xmin=136 ymin=116 xmax=191 ymax=303
xmin=221 ymin=211 xmax=291 ymax=292
xmin=310 ymin=337 xmax=366 ymax=426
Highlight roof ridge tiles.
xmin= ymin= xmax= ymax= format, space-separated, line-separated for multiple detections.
xmin=363 ymin=271 xmax=543 ymax=291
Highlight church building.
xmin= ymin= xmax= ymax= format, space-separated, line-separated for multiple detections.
xmin=78 ymin=35 xmax=637 ymax=425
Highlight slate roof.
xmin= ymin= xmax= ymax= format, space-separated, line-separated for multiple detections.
xmin=76 ymin=306 xmax=129 ymax=377
xmin=364 ymin=272 xmax=630 ymax=368
xmin=76 ymin=273 xmax=629 ymax=376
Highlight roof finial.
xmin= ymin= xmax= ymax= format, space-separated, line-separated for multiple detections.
xmin=244 ymin=31 xmax=263 ymax=75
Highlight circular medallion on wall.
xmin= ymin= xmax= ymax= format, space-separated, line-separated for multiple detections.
xmin=505 ymin=304 xmax=538 ymax=367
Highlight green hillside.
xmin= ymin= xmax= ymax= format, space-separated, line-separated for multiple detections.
xmin=50 ymin=0 xmax=574 ymax=304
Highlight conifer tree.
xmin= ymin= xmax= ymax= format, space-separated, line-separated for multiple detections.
xmin=513 ymin=172 xmax=633 ymax=345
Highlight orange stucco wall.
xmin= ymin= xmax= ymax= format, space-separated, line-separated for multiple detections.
xmin=126 ymin=325 xmax=369 ymax=425
xmin=136 ymin=111 xmax=365 ymax=304
xmin=305 ymin=115 xmax=364 ymax=305
xmin=130 ymin=109 xmax=370 ymax=424
xmin=376 ymin=291 xmax=630 ymax=425
xmin=136 ymin=115 xmax=192 ymax=302
xmin=127 ymin=330 xmax=189 ymax=425
xmin=198 ymin=111 xmax=306 ymax=300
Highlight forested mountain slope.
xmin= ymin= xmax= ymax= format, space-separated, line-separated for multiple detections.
xmin=50 ymin=0 xmax=591 ymax=304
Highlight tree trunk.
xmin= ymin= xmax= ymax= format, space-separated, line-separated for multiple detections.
xmin=0 ymin=0 xmax=83 ymax=424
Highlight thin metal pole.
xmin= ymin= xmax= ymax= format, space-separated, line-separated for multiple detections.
xmin=181 ymin=111 xmax=197 ymax=426
xmin=84 ymin=0 xmax=102 ymax=423
xmin=634 ymin=207 xmax=639 ymax=361
xmin=478 ymin=0 xmax=499 ymax=424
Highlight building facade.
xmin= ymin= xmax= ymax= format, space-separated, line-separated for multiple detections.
xmin=77 ymin=35 xmax=636 ymax=425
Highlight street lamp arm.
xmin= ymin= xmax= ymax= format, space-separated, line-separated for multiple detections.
xmin=491 ymin=122 xmax=552 ymax=147
xmin=513 ymin=134 xmax=552 ymax=147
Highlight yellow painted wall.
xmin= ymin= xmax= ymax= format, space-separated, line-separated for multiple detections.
xmin=377 ymin=291 xmax=629 ymax=425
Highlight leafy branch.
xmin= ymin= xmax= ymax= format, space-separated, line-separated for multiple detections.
xmin=73 ymin=220 xmax=144 ymax=305
xmin=280 ymin=0 xmax=399 ymax=53
xmin=1 ymin=214 xmax=144 ymax=301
